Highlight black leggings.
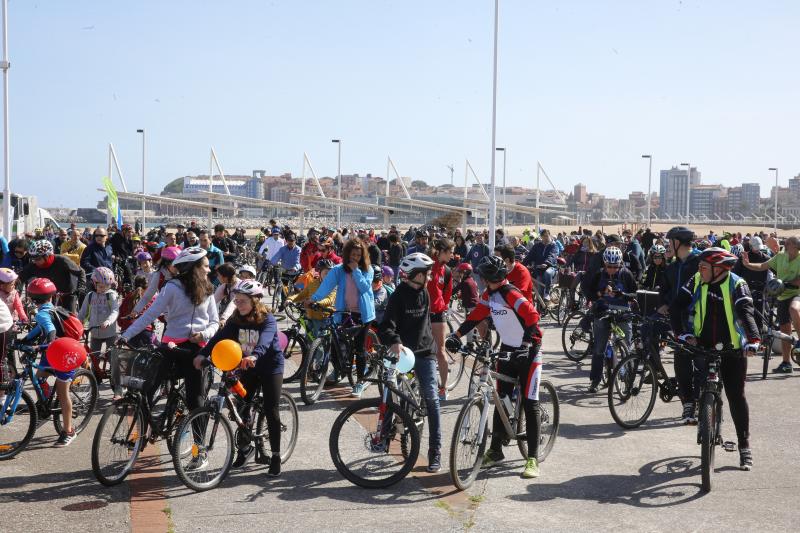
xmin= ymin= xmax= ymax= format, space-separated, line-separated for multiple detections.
xmin=489 ymin=346 xmax=541 ymax=458
xmin=156 ymin=342 xmax=207 ymax=441
xmin=675 ymin=350 xmax=750 ymax=448
xmin=240 ymin=370 xmax=284 ymax=454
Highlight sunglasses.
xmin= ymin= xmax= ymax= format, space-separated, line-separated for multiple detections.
xmin=605 ymin=265 xmax=621 ymax=270
xmin=94 ymin=234 xmax=106 ymax=238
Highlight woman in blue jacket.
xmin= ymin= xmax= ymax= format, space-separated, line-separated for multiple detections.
xmin=309 ymin=238 xmax=375 ymax=397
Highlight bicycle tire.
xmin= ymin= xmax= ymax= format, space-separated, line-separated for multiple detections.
xmin=517 ymin=380 xmax=560 ymax=462
xmin=282 ymin=329 xmax=308 ymax=383
xmin=0 ymin=387 xmax=37 ymax=460
xmin=467 ymin=355 xmax=485 ymax=398
xmin=172 ymin=407 xmax=234 ymax=492
xmin=557 ymin=290 xmax=571 ymax=326
xmin=608 ymin=354 xmax=658 ymax=429
xmin=329 ymin=397 xmax=419 ymax=489
xmin=255 ymin=392 xmax=299 ymax=464
xmin=300 ymin=337 xmax=330 ymax=405
xmin=700 ymin=392 xmax=716 ymax=493
xmin=445 ymin=349 xmax=466 ymax=393
xmin=91 ymin=399 xmax=144 ymax=486
xmin=561 ymin=310 xmax=592 ymax=362
xmin=162 ymin=390 xmax=189 ymax=455
xmin=547 ymin=287 xmax=562 ymax=321
xmin=53 ymin=368 xmax=98 ymax=436
xmin=449 ymin=395 xmax=487 ymax=491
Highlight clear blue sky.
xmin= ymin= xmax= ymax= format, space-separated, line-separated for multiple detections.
xmin=10 ymin=0 xmax=800 ymax=207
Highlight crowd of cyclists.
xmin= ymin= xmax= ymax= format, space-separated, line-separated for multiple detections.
xmin=1 ymin=216 xmax=799 ymax=486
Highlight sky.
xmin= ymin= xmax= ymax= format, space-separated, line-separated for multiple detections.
xmin=8 ymin=0 xmax=800 ymax=207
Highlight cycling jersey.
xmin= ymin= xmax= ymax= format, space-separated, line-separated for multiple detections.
xmin=427 ymin=261 xmax=452 ymax=314
xmin=506 ymin=262 xmax=533 ymax=302
xmin=457 ymin=281 xmax=541 ymax=348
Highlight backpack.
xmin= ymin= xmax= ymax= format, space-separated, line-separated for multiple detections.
xmin=49 ymin=306 xmax=85 ymax=340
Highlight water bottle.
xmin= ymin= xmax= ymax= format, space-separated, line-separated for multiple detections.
xmin=605 ymin=342 xmax=614 ymax=359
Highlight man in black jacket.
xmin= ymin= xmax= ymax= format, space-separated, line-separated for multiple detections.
xmin=212 ymin=224 xmax=238 ymax=263
xmin=21 ymin=239 xmax=86 ymax=312
xmin=110 ymin=224 xmax=134 ymax=260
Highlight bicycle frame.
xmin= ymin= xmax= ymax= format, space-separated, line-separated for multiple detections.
xmin=471 ymin=355 xmax=523 ymax=447
xmin=1 ymin=347 xmax=60 ymax=426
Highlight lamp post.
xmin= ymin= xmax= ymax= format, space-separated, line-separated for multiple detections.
xmin=1 ymin=0 xmax=10 ymax=239
xmin=641 ymin=155 xmax=652 ymax=227
xmin=136 ymin=129 xmax=145 ymax=232
xmin=680 ymin=162 xmax=691 ymax=219
xmin=496 ymin=147 xmax=506 ymax=228
xmin=332 ymin=139 xmax=341 ymax=229
xmin=769 ymin=167 xmax=778 ymax=233
xmin=488 ymin=0 xmax=499 ymax=250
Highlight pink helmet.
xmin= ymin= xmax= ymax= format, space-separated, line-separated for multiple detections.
xmin=91 ymin=267 xmax=116 ymax=287
xmin=160 ymin=246 xmax=181 ymax=262
xmin=0 ymin=267 xmax=18 ymax=284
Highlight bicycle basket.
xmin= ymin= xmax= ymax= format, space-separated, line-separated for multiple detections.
xmin=111 ymin=348 xmax=163 ymax=391
xmin=558 ymin=272 xmax=577 ymax=289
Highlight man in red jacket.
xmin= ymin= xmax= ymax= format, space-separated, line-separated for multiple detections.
xmin=300 ymin=228 xmax=321 ymax=272
xmin=428 ymin=239 xmax=454 ymax=400
xmin=495 ymin=244 xmax=533 ymax=302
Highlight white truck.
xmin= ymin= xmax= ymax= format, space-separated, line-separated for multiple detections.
xmin=0 ymin=193 xmax=61 ymax=238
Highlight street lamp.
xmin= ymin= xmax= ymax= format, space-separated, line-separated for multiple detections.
xmin=769 ymin=167 xmax=778 ymax=233
xmin=641 ymin=155 xmax=652 ymax=227
xmin=1 ymin=0 xmax=10 ymax=239
xmin=487 ymin=0 xmax=499 ymax=250
xmin=332 ymin=139 xmax=341 ymax=229
xmin=136 ymin=129 xmax=145 ymax=232
xmin=680 ymin=162 xmax=691 ymax=219
xmin=496 ymin=147 xmax=506 ymax=228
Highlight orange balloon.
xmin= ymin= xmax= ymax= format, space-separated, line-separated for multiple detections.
xmin=211 ymin=339 xmax=243 ymax=371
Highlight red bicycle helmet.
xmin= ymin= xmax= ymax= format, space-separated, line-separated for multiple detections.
xmin=456 ymin=262 xmax=473 ymax=273
xmin=27 ymin=277 xmax=57 ymax=296
xmin=698 ymin=247 xmax=737 ymax=271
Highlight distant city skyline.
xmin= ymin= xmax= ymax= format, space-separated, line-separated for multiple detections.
xmin=7 ymin=1 xmax=800 ymax=207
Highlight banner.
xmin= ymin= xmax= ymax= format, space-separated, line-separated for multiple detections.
xmin=102 ymin=177 xmax=122 ymax=226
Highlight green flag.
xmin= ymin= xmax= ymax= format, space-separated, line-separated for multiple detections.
xmin=103 ymin=177 xmax=120 ymax=224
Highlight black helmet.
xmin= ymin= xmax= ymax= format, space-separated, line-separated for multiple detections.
xmin=476 ymin=255 xmax=508 ymax=283
xmin=372 ymin=264 xmax=382 ymax=282
xmin=666 ymin=226 xmax=695 ymax=244
xmin=315 ymin=258 xmax=334 ymax=272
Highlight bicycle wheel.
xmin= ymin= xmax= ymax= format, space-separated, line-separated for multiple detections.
xmin=300 ymin=337 xmax=330 ymax=405
xmin=53 ymin=368 xmax=98 ymax=436
xmin=161 ymin=390 xmax=189 ymax=455
xmin=0 ymin=387 xmax=37 ymax=460
xmin=467 ymin=355 xmax=485 ymax=398
xmin=282 ymin=329 xmax=307 ymax=383
xmin=255 ymin=392 xmax=299 ymax=464
xmin=362 ymin=328 xmax=382 ymax=381
xmin=600 ymin=342 xmax=628 ymax=388
xmin=329 ymin=397 xmax=419 ymax=489
xmin=517 ymin=380 xmax=560 ymax=462
xmin=699 ymin=392 xmax=717 ymax=493
xmin=91 ymin=399 xmax=144 ymax=486
xmin=557 ymin=290 xmax=571 ymax=326
xmin=608 ymin=354 xmax=658 ymax=429
xmin=547 ymin=287 xmax=562 ymax=321
xmin=445 ymin=349 xmax=466 ymax=392
xmin=561 ymin=311 xmax=592 ymax=362
xmin=449 ymin=395 xmax=487 ymax=491
xmin=761 ymin=342 xmax=770 ymax=380
xmin=271 ymin=283 xmax=284 ymax=313
xmin=173 ymin=407 xmax=234 ymax=492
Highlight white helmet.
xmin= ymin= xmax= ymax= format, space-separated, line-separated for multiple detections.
xmin=399 ymin=252 xmax=434 ymax=276
xmin=173 ymin=246 xmax=207 ymax=269
xmin=603 ymin=246 xmax=623 ymax=265
xmin=237 ymin=264 xmax=257 ymax=277
xmin=231 ymin=279 xmax=265 ymax=297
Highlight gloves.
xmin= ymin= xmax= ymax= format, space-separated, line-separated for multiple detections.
xmin=445 ymin=334 xmax=462 ymax=353
xmin=677 ymin=334 xmax=696 ymax=344
xmin=743 ymin=342 xmax=760 ymax=354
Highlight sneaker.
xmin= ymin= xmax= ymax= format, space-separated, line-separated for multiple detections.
xmin=774 ymin=361 xmax=793 ymax=374
xmin=438 ymin=387 xmax=447 ymax=402
xmin=588 ymin=381 xmax=599 ymax=394
xmin=682 ymin=402 xmax=697 ymax=425
xmin=232 ymin=445 xmax=255 ymax=468
xmin=350 ymin=382 xmax=366 ymax=398
xmin=739 ymin=448 xmax=753 ymax=471
xmin=480 ymin=448 xmax=505 ymax=469
xmin=54 ymin=430 xmax=76 ymax=447
xmin=522 ymin=457 xmax=540 ymax=479
xmin=267 ymin=455 xmax=281 ymax=477
xmin=427 ymin=450 xmax=442 ymax=473
xmin=186 ymin=452 xmax=208 ymax=471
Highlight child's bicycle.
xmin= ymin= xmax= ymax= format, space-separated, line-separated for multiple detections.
xmin=172 ymin=362 xmax=298 ymax=492
xmin=0 ymin=342 xmax=98 ymax=459
xmin=81 ymin=326 xmax=112 ymax=384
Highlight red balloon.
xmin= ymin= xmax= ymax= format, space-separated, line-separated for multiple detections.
xmin=46 ymin=337 xmax=87 ymax=372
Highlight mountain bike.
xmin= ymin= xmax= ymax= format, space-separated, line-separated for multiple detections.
xmin=752 ymin=289 xmax=799 ymax=379
xmin=449 ymin=347 xmax=559 ymax=490
xmin=91 ymin=345 xmax=190 ymax=486
xmin=561 ymin=308 xmax=593 ymax=362
xmin=0 ymin=343 xmax=98 ymax=459
xmin=328 ymin=346 xmax=426 ymax=488
xmin=280 ymin=301 xmax=312 ymax=382
xmin=531 ymin=273 xmax=562 ymax=322
xmin=172 ymin=363 xmax=298 ymax=492
xmin=271 ymin=267 xmax=301 ymax=318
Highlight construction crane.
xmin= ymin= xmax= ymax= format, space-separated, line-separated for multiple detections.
xmin=446 ymin=164 xmax=455 ymax=186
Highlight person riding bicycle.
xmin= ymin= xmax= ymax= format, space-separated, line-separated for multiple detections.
xmin=585 ymin=246 xmax=638 ymax=393
xmin=20 ymin=239 xmax=86 ymax=313
xmin=495 ymin=244 xmax=533 ymax=303
xmin=289 ymin=258 xmax=337 ymax=337
xmin=378 ymin=252 xmax=443 ymax=473
xmin=269 ymin=232 xmax=301 ymax=279
xmin=522 ymin=229 xmax=558 ymax=301
xmin=641 ymin=244 xmax=667 ymax=291
xmin=196 ymin=279 xmax=285 ymax=477
xmin=669 ymin=247 xmax=760 ymax=471
xmin=446 ymin=255 xmax=544 ymax=479
xmin=130 ymin=246 xmax=180 ymax=316
xmin=212 ymin=224 xmax=239 ymax=264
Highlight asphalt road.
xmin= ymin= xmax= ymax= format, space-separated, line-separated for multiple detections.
xmin=2 ymin=312 xmax=798 ymax=533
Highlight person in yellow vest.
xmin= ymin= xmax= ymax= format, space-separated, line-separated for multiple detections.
xmin=669 ymin=247 xmax=760 ymax=471
xmin=60 ymin=229 xmax=86 ymax=267
xmin=287 ymin=258 xmax=336 ymax=336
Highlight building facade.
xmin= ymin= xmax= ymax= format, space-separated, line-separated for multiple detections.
xmin=659 ymin=167 xmax=689 ymax=218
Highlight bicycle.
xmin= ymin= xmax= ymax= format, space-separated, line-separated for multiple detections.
xmin=607 ymin=314 xmax=680 ymax=429
xmin=561 ymin=308 xmax=594 ymax=362
xmin=299 ymin=308 xmax=380 ymax=405
xmin=0 ymin=342 xmax=98 ymax=459
xmin=328 ymin=346 xmax=426 ymax=488
xmin=256 ymin=261 xmax=278 ymax=295
xmin=81 ymin=326 xmax=111 ymax=385
xmin=271 ymin=266 xmax=301 ymax=319
xmin=279 ymin=301 xmax=312 ymax=382
xmin=530 ymin=267 xmax=562 ymax=322
xmin=172 ymin=362 xmax=298 ymax=492
xmin=449 ymin=346 xmax=559 ymax=490
xmin=90 ymin=344 xmax=190 ymax=486
xmin=752 ymin=289 xmax=799 ymax=379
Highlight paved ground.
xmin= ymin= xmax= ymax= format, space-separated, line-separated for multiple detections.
xmin=2 ymin=312 xmax=798 ymax=533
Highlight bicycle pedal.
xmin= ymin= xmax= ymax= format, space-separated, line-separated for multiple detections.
xmin=722 ymin=441 xmax=737 ymax=452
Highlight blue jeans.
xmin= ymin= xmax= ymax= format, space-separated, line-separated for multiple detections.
xmin=414 ymin=356 xmax=442 ymax=454
xmin=590 ymin=318 xmax=632 ymax=383
xmin=535 ymin=267 xmax=556 ymax=299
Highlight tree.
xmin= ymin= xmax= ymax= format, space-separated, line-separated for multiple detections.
xmin=162 ymin=177 xmax=184 ymax=194
xmin=411 ymin=180 xmax=428 ymax=188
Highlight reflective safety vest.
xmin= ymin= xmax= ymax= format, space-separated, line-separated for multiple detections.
xmin=688 ymin=271 xmax=746 ymax=349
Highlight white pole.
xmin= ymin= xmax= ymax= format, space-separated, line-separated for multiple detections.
xmin=642 ymin=154 xmax=652 ymax=227
xmin=332 ymin=139 xmax=341 ymax=229
xmin=107 ymin=145 xmax=113 ymax=227
xmin=501 ymin=148 xmax=507 ymax=228
xmin=208 ymin=150 xmax=214 ymax=228
xmin=770 ymin=167 xmax=778 ymax=233
xmin=1 ymin=0 xmax=10 ymax=239
xmin=138 ymin=129 xmax=146 ymax=233
xmin=536 ymin=162 xmax=541 ymax=231
xmin=488 ymin=0 xmax=499 ymax=250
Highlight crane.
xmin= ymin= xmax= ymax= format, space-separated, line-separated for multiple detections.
xmin=446 ymin=164 xmax=455 ymax=186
